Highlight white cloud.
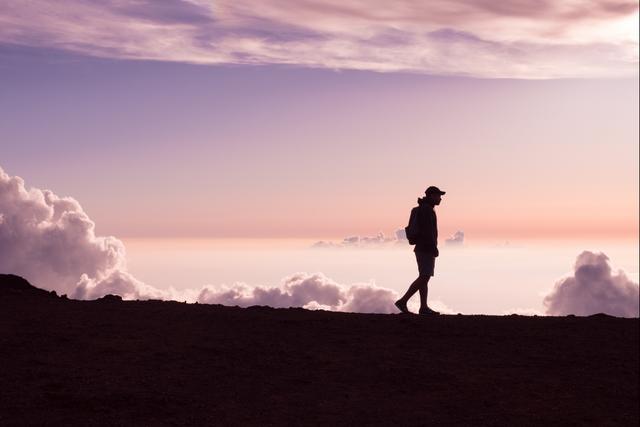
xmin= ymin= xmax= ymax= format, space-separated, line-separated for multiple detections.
xmin=313 ymin=228 xmax=468 ymax=249
xmin=445 ymin=230 xmax=465 ymax=246
xmin=312 ymin=230 xmax=408 ymax=248
xmin=340 ymin=284 xmax=398 ymax=314
xmin=543 ymin=251 xmax=639 ymax=318
xmin=0 ymin=166 xmax=160 ymax=300
xmin=197 ymin=272 xmax=404 ymax=314
xmin=0 ymin=0 xmax=637 ymax=78
xmin=198 ymin=271 xmax=459 ymax=315
xmin=303 ymin=301 xmax=334 ymax=311
xmin=74 ymin=270 xmax=165 ymax=301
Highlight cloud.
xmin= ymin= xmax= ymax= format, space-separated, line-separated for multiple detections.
xmin=313 ymin=228 xmax=468 ymax=249
xmin=0 ymin=166 xmax=161 ymax=300
xmin=1 ymin=166 xmax=446 ymax=313
xmin=340 ymin=284 xmax=398 ymax=313
xmin=0 ymin=0 xmax=637 ymax=78
xmin=543 ymin=251 xmax=639 ymax=317
xmin=198 ymin=272 xmax=402 ymax=313
xmin=73 ymin=270 xmax=166 ymax=301
xmin=445 ymin=230 xmax=464 ymax=246
xmin=312 ymin=230 xmax=409 ymax=248
xmin=198 ymin=271 xmax=459 ymax=315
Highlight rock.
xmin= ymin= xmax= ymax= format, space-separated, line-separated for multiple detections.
xmin=97 ymin=294 xmax=123 ymax=303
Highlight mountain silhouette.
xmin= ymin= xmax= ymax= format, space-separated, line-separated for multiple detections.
xmin=0 ymin=273 xmax=57 ymax=297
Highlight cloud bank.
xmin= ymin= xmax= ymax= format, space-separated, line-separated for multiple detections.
xmin=0 ymin=0 xmax=637 ymax=78
xmin=312 ymin=230 xmax=407 ymax=248
xmin=1 ymin=166 xmax=433 ymax=313
xmin=198 ymin=272 xmax=401 ymax=313
xmin=544 ymin=251 xmax=639 ymax=317
xmin=313 ymin=228 xmax=467 ymax=249
xmin=198 ymin=272 xmax=457 ymax=314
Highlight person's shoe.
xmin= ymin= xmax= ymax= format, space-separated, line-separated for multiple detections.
xmin=394 ymin=299 xmax=410 ymax=314
xmin=418 ymin=307 xmax=440 ymax=316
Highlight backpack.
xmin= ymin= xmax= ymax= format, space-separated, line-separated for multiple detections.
xmin=404 ymin=207 xmax=420 ymax=245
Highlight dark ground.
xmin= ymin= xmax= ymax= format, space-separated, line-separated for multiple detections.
xmin=0 ymin=274 xmax=638 ymax=426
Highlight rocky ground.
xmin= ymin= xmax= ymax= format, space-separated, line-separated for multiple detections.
xmin=0 ymin=274 xmax=638 ymax=426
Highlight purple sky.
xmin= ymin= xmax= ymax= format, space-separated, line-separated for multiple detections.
xmin=1 ymin=0 xmax=638 ymax=78
xmin=1 ymin=1 xmax=638 ymax=239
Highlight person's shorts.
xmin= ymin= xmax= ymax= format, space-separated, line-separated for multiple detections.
xmin=415 ymin=252 xmax=435 ymax=277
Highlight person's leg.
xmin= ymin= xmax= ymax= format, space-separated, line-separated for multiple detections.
xmin=399 ymin=275 xmax=427 ymax=304
xmin=396 ymin=252 xmax=429 ymax=313
xmin=418 ymin=277 xmax=430 ymax=310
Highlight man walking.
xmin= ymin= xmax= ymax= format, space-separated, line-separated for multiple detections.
xmin=395 ymin=186 xmax=445 ymax=315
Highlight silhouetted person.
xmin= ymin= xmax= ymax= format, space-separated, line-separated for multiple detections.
xmin=395 ymin=186 xmax=445 ymax=315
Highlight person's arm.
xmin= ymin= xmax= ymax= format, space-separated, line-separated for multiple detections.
xmin=430 ymin=213 xmax=439 ymax=257
xmin=419 ymin=208 xmax=438 ymax=256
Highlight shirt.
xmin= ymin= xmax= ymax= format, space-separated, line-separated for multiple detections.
xmin=413 ymin=202 xmax=438 ymax=255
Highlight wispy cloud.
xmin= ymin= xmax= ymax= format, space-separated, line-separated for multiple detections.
xmin=1 ymin=0 xmax=637 ymax=78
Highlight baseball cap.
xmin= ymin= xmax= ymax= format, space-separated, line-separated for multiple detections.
xmin=425 ymin=186 xmax=446 ymax=196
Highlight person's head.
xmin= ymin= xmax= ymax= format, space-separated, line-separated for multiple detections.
xmin=425 ymin=186 xmax=445 ymax=206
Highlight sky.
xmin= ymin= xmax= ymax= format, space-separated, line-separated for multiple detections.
xmin=1 ymin=0 xmax=638 ymax=240
xmin=0 ymin=1 xmax=638 ymax=315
